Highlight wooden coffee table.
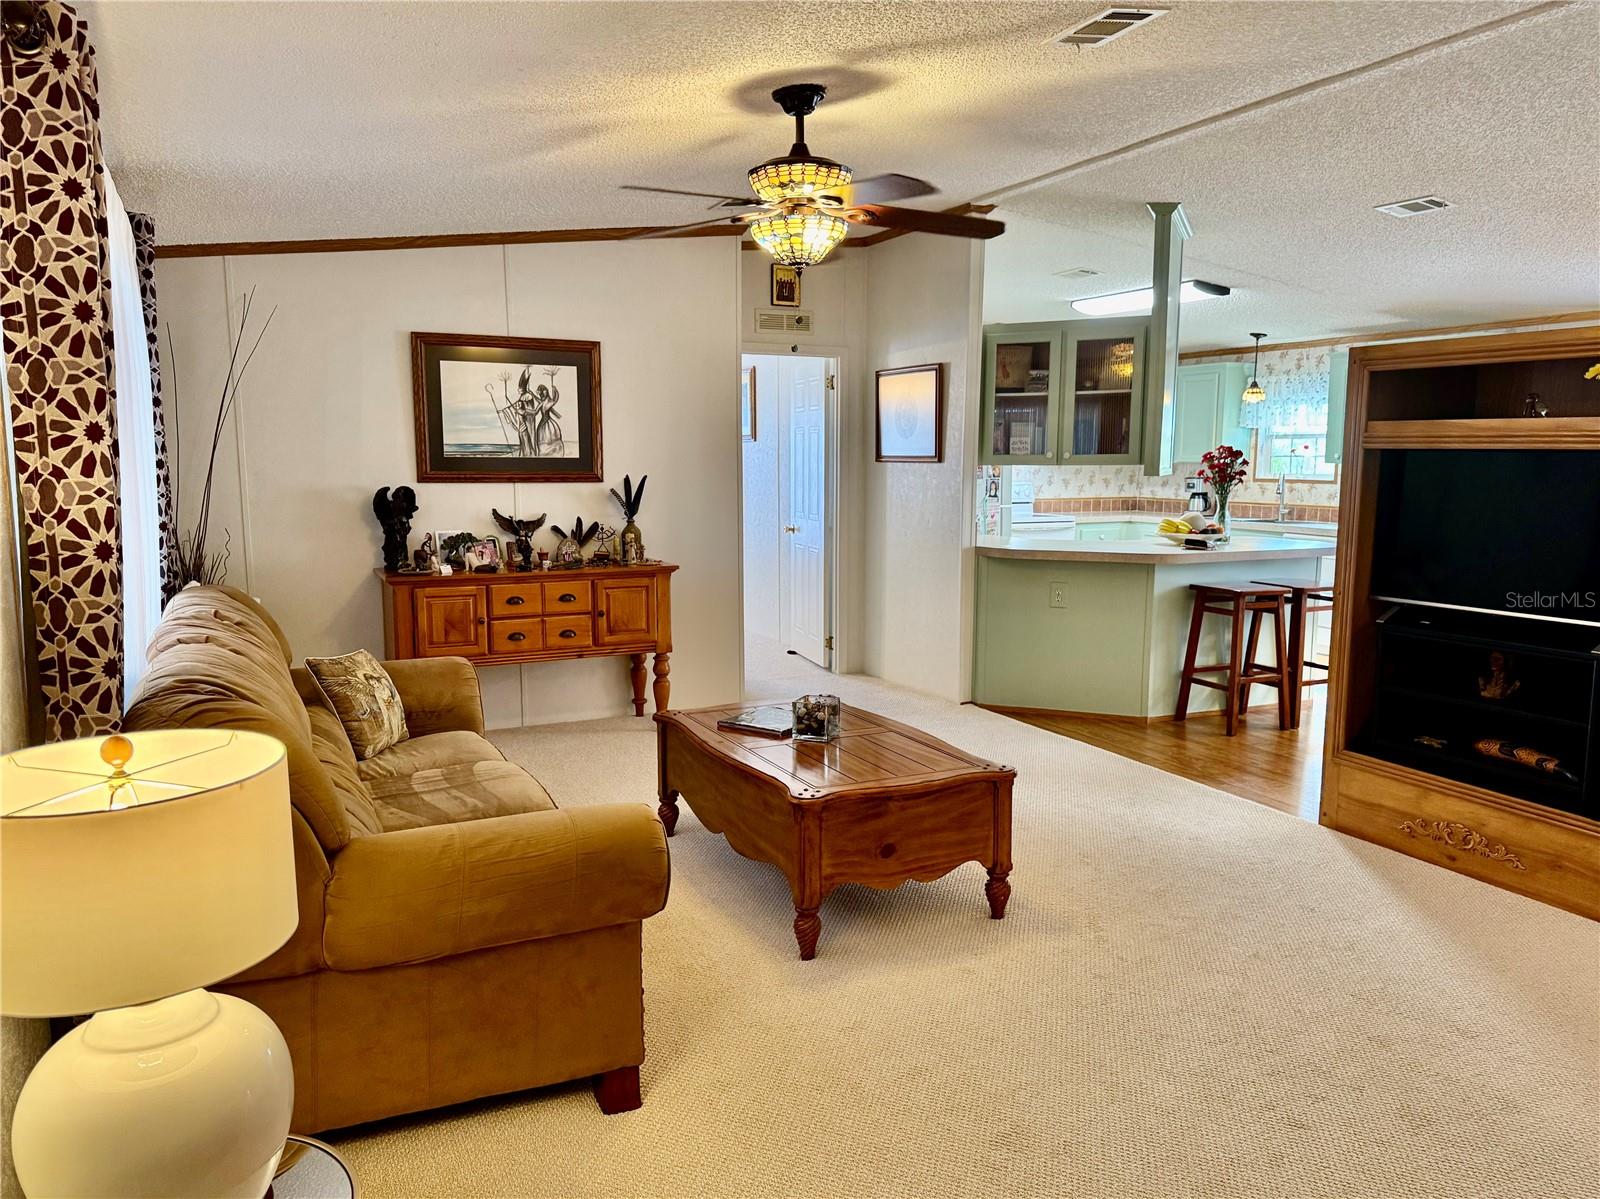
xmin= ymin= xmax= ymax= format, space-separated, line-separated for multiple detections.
xmin=654 ymin=704 xmax=1015 ymax=959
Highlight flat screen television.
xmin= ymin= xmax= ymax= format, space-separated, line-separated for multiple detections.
xmin=1371 ymin=449 xmax=1600 ymax=627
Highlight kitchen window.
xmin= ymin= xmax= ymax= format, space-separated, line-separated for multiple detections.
xmin=1253 ymin=430 xmax=1337 ymax=482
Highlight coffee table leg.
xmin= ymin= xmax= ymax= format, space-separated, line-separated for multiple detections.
xmin=658 ymin=790 xmax=680 ymax=837
xmin=793 ymin=906 xmax=822 ymax=960
xmin=985 ymin=868 xmax=1012 ymax=920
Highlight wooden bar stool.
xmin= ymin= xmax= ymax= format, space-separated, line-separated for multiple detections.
xmin=1175 ymin=583 xmax=1292 ymax=736
xmin=1252 ymin=579 xmax=1336 ymax=729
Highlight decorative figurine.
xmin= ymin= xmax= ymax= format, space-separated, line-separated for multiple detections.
xmin=1477 ymin=650 xmax=1522 ymax=701
xmin=610 ymin=473 xmax=648 ymax=564
xmin=589 ymin=524 xmax=617 ymax=565
xmin=536 ymin=549 xmax=550 ymax=570
xmin=412 ymin=532 xmax=439 ymax=574
xmin=549 ymin=517 xmax=599 ymax=567
xmin=371 ymin=485 xmax=418 ymax=572
xmin=491 ymin=508 xmax=548 ymax=572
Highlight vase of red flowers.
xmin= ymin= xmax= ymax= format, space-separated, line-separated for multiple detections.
xmin=1196 ymin=445 xmax=1249 ymax=542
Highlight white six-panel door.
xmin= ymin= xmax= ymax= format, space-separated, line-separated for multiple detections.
xmin=779 ymin=356 xmax=829 ymax=667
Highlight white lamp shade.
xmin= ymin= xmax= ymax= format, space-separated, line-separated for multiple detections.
xmin=1 ymin=729 xmax=296 ymax=1017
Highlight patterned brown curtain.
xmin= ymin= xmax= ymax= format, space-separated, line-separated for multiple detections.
xmin=0 ymin=2 xmax=123 ymax=737
xmin=127 ymin=212 xmax=178 ymax=603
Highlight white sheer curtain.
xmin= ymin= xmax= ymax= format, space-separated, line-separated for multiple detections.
xmin=105 ymin=171 xmax=162 ymax=702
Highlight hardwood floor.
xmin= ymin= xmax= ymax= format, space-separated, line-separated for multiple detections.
xmin=991 ymin=693 xmax=1326 ymax=822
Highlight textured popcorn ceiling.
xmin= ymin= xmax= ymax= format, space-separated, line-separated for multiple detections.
xmin=985 ymin=2 xmax=1600 ymax=348
xmin=84 ymin=1 xmax=1597 ymax=346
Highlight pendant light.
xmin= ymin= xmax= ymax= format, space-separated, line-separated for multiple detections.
xmin=1241 ymin=333 xmax=1267 ymax=404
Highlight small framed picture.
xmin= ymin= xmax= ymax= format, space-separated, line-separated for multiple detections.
xmin=875 ymin=363 xmax=944 ymax=462
xmin=462 ymin=538 xmax=502 ymax=572
xmin=770 ymin=263 xmax=801 ymax=308
xmin=741 ymin=366 xmax=758 ymax=441
xmin=434 ymin=530 xmax=474 ymax=569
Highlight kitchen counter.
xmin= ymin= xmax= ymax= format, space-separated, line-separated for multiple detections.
xmin=978 ymin=530 xmax=1335 ymax=565
xmin=973 ymin=517 xmax=1337 ymax=719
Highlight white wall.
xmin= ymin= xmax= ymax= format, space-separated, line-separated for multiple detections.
xmin=740 ymin=353 xmax=782 ymax=640
xmin=156 ymin=238 xmax=742 ymax=726
xmin=860 ymin=236 xmax=985 ymax=702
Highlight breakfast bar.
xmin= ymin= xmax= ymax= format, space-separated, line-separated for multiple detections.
xmin=973 ymin=518 xmax=1336 ymax=719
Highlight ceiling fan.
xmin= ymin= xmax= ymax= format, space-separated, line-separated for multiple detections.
xmin=623 ymin=83 xmax=1005 ymax=270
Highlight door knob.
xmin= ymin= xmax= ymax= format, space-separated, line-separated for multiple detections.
xmin=783 ymin=525 xmax=799 ymax=533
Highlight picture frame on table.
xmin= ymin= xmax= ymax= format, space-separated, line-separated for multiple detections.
xmin=875 ymin=363 xmax=944 ymax=463
xmin=770 ymin=263 xmax=801 ymax=308
xmin=412 ymin=332 xmax=602 ymax=483
xmin=461 ymin=538 xmax=502 ymax=572
xmin=741 ymin=366 xmax=758 ymax=441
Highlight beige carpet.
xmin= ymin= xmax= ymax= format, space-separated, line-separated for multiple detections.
xmin=329 ymin=645 xmax=1598 ymax=1198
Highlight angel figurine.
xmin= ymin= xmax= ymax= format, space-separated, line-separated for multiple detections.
xmin=491 ymin=508 xmax=548 ymax=572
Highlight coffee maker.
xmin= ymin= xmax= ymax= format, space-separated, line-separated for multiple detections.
xmin=1184 ymin=475 xmax=1215 ymax=519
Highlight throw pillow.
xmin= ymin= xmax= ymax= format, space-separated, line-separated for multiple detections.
xmin=304 ymin=649 xmax=410 ymax=760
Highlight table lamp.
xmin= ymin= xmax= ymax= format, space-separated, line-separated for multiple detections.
xmin=2 ymin=729 xmax=297 ymax=1199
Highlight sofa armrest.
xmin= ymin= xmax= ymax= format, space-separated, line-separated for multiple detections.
xmin=323 ymin=804 xmax=670 ymax=971
xmin=381 ymin=656 xmax=485 ymax=737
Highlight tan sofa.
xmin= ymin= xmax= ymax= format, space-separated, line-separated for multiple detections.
xmin=122 ymin=585 xmax=670 ymax=1133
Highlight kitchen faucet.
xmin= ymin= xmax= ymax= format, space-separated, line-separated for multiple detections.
xmin=1276 ymin=474 xmax=1288 ymax=523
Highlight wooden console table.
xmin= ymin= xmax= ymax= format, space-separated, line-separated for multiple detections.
xmin=376 ymin=563 xmax=677 ymax=715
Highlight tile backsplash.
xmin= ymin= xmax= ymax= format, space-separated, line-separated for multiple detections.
xmin=1019 ymin=458 xmax=1339 ymax=523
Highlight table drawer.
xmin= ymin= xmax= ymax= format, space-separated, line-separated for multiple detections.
xmin=544 ymin=614 xmax=593 ymax=649
xmin=489 ymin=582 xmax=542 ymax=616
xmin=489 ymin=617 xmax=542 ymax=653
xmin=542 ymin=580 xmax=592 ymax=614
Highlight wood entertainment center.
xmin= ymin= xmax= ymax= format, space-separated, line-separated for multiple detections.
xmin=377 ymin=562 xmax=677 ymax=715
xmin=1322 ymin=327 xmax=1599 ymax=919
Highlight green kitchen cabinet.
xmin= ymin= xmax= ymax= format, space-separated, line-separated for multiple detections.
xmin=981 ymin=317 xmax=1148 ymax=466
xmin=1324 ymin=349 xmax=1350 ymax=464
xmin=1173 ymin=361 xmax=1250 ymax=463
xmin=980 ymin=328 xmax=1064 ymax=465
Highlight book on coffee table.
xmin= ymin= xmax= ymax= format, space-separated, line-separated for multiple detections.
xmin=716 ymin=704 xmax=793 ymax=738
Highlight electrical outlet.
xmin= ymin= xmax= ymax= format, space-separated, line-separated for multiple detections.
xmin=1049 ymin=582 xmax=1068 ymax=609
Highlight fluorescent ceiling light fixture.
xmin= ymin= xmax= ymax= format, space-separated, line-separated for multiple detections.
xmin=1070 ymin=279 xmax=1230 ymax=317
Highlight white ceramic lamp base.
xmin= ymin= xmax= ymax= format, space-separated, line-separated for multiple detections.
xmin=12 ymin=989 xmax=293 ymax=1199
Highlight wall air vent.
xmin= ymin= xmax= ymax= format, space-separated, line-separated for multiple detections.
xmin=1053 ymin=8 xmax=1168 ymax=47
xmin=755 ymin=309 xmax=813 ymax=334
xmin=1375 ymin=196 xmax=1451 ymax=218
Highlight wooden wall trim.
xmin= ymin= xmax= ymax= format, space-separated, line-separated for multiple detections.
xmin=153 ymin=201 xmax=1000 ymax=261
xmin=1179 ymin=312 xmax=1600 ymax=361
xmin=154 ymin=222 xmax=746 ymax=259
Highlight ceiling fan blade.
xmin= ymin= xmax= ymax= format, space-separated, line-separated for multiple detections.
xmin=823 ymin=173 xmax=938 ymax=207
xmin=620 ymin=184 xmax=757 ymax=209
xmin=625 ymin=214 xmax=752 ymax=240
xmin=844 ymin=205 xmax=1006 ymax=240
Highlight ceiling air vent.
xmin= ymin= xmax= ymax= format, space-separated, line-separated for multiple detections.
xmin=1053 ymin=8 xmax=1168 ymax=47
xmin=1054 ymin=267 xmax=1102 ymax=279
xmin=1375 ymin=195 xmax=1451 ymax=218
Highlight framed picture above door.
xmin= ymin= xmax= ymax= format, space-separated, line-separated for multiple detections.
xmin=411 ymin=332 xmax=602 ymax=482
xmin=875 ymin=363 xmax=944 ymax=462
xmin=769 ymin=263 xmax=801 ymax=308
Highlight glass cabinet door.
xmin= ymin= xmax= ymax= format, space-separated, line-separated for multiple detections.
xmin=982 ymin=331 xmax=1061 ymax=464
xmin=1062 ymin=322 xmax=1145 ymax=463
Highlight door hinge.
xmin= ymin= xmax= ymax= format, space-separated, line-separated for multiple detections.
xmin=825 ymin=373 xmax=836 ymax=391
xmin=824 ymin=635 xmax=834 ymax=651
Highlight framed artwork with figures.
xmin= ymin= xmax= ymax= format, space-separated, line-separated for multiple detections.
xmin=412 ymin=332 xmax=602 ymax=482
xmin=875 ymin=363 xmax=944 ymax=462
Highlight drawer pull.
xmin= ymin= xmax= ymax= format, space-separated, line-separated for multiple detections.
xmin=506 ymin=631 xmax=527 ymax=643
xmin=505 ymin=595 xmax=526 ymax=606
xmin=558 ymin=592 xmax=577 ymax=603
xmin=559 ymin=628 xmax=578 ymax=639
